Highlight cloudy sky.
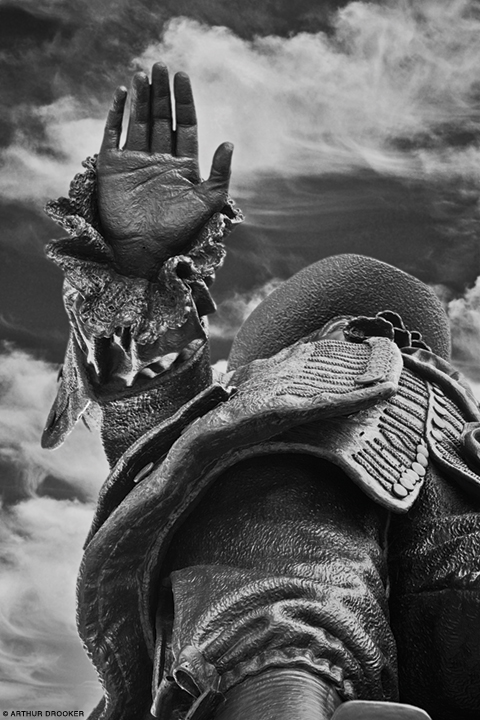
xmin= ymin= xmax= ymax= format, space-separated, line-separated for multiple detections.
xmin=1 ymin=0 xmax=480 ymax=713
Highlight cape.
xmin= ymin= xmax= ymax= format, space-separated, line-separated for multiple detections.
xmin=77 ymin=334 xmax=480 ymax=720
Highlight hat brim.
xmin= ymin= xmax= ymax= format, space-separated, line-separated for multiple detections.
xmin=228 ymin=254 xmax=451 ymax=370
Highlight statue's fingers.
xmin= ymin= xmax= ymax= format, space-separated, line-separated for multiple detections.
xmin=203 ymin=142 xmax=233 ymax=199
xmin=124 ymin=72 xmax=151 ymax=152
xmin=150 ymin=62 xmax=173 ymax=154
xmin=173 ymin=72 xmax=199 ymax=167
xmin=100 ymin=86 xmax=127 ymax=152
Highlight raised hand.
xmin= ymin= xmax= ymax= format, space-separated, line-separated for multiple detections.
xmin=97 ymin=63 xmax=233 ymax=280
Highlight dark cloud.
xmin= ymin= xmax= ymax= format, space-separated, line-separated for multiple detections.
xmin=0 ymin=238 xmax=67 ymax=363
xmin=0 ymin=6 xmax=66 ymax=49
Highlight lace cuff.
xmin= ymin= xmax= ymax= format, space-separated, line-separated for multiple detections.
xmin=43 ymin=156 xmax=242 ymax=450
xmin=44 ymin=155 xmax=243 ymax=345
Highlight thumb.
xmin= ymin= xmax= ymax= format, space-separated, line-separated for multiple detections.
xmin=201 ymin=142 xmax=233 ymax=205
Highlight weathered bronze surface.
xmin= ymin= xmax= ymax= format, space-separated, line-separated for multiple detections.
xmin=44 ymin=64 xmax=480 ymax=720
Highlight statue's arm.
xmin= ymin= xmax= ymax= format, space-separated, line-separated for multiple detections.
xmin=42 ymin=64 xmax=242 ymax=464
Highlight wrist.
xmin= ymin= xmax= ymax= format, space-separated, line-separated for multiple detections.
xmin=110 ymin=242 xmax=168 ymax=281
xmin=98 ymin=226 xmax=171 ymax=280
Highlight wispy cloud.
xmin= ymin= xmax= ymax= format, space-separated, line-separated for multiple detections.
xmin=136 ymin=3 xmax=480 ymax=184
xmin=209 ymin=279 xmax=283 ymax=340
xmin=0 ymin=346 xmax=108 ymax=500
xmin=0 ymin=98 xmax=105 ymax=203
xmin=448 ymin=278 xmax=480 ymax=386
xmin=0 ymin=348 xmax=106 ymax=709
xmin=0 ymin=498 xmax=102 ymax=710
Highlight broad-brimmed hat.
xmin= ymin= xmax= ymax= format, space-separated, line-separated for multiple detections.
xmin=228 ymin=254 xmax=451 ymax=369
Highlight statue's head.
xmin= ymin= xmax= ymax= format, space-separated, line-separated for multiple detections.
xmin=228 ymin=254 xmax=451 ymax=370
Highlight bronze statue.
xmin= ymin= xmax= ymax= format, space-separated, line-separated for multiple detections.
xmin=43 ymin=64 xmax=480 ymax=720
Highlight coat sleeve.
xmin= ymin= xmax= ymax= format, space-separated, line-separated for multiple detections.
xmin=41 ymin=155 xmax=242 ymax=465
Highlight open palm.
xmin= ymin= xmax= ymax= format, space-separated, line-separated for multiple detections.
xmin=97 ymin=63 xmax=233 ymax=280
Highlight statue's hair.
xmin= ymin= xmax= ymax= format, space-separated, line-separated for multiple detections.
xmin=228 ymin=254 xmax=451 ymax=369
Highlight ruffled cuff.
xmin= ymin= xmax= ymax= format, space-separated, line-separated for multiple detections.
xmin=44 ymin=155 xmax=243 ymax=345
xmin=43 ymin=156 xmax=242 ymax=451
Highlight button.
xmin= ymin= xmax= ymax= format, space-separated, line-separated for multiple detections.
xmin=416 ymin=453 xmax=428 ymax=467
xmin=412 ymin=462 xmax=426 ymax=476
xmin=133 ymin=461 xmax=154 ymax=484
xmin=432 ymin=416 xmax=446 ymax=429
xmin=416 ymin=444 xmax=428 ymax=457
xmin=393 ymin=483 xmax=408 ymax=498
xmin=355 ymin=372 xmax=385 ymax=386
xmin=431 ymin=429 xmax=443 ymax=442
xmin=403 ymin=469 xmax=419 ymax=484
xmin=400 ymin=476 xmax=415 ymax=491
xmin=434 ymin=403 xmax=448 ymax=416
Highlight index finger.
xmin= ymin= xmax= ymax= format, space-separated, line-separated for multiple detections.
xmin=100 ymin=86 xmax=127 ymax=152
xmin=124 ymin=72 xmax=151 ymax=151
